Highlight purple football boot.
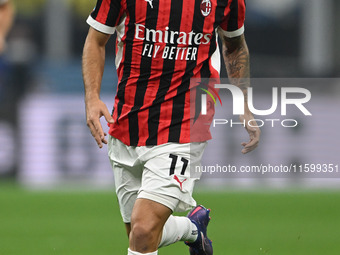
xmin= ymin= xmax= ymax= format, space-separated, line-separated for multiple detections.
xmin=185 ymin=205 xmax=213 ymax=255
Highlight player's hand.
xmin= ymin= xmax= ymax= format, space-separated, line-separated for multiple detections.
xmin=85 ymin=98 xmax=114 ymax=148
xmin=239 ymin=112 xmax=261 ymax=154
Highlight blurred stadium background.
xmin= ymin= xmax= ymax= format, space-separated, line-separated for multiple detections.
xmin=1 ymin=0 xmax=340 ymax=254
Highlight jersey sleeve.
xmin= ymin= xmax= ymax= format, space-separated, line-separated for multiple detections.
xmin=86 ymin=0 xmax=123 ymax=35
xmin=218 ymin=0 xmax=246 ymax=38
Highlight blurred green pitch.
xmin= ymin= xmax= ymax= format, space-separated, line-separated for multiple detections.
xmin=1 ymin=184 xmax=340 ymax=255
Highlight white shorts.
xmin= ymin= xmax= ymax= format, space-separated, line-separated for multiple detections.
xmin=108 ymin=136 xmax=207 ymax=223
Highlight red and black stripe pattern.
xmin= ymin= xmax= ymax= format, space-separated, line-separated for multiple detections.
xmin=88 ymin=0 xmax=246 ymax=146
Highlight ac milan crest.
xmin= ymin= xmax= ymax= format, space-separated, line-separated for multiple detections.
xmin=200 ymin=0 xmax=212 ymax=17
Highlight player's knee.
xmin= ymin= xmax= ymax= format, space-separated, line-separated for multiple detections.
xmin=130 ymin=222 xmax=157 ymax=244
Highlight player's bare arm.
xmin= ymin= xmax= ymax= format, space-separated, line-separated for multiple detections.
xmin=219 ymin=33 xmax=261 ymax=154
xmin=0 ymin=0 xmax=15 ymax=54
xmin=82 ymin=27 xmax=114 ymax=149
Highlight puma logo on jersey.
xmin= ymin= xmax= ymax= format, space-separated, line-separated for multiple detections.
xmin=174 ymin=175 xmax=187 ymax=190
xmin=145 ymin=0 xmax=153 ymax=8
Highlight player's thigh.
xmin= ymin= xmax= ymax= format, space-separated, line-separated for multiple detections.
xmin=131 ymin=198 xmax=172 ymax=228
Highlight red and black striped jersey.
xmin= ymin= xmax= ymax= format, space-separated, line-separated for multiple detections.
xmin=87 ymin=0 xmax=246 ymax=146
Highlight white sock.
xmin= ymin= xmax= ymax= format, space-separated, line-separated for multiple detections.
xmin=127 ymin=248 xmax=158 ymax=255
xmin=158 ymin=215 xmax=198 ymax=248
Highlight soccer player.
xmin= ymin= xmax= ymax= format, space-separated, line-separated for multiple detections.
xmin=0 ymin=0 xmax=14 ymax=54
xmin=82 ymin=0 xmax=260 ymax=254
